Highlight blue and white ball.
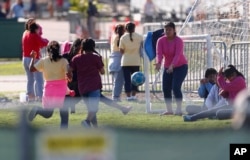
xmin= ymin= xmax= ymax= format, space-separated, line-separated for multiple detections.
xmin=131 ymin=71 xmax=145 ymax=86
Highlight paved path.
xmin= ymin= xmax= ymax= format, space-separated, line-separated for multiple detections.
xmin=0 ymin=75 xmax=26 ymax=92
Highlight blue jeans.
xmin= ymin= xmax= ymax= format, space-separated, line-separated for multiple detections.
xmin=122 ymin=66 xmax=139 ymax=93
xmin=22 ymin=57 xmax=44 ymax=98
xmin=82 ymin=89 xmax=100 ymax=113
xmin=111 ymin=69 xmax=124 ymax=99
xmin=162 ymin=64 xmax=188 ymax=105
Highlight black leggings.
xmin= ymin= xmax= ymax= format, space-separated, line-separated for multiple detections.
xmin=36 ymin=106 xmax=68 ymax=127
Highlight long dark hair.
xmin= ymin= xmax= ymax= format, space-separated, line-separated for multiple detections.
xmin=125 ymin=22 xmax=135 ymax=42
xmin=81 ymin=38 xmax=99 ymax=55
xmin=223 ymin=64 xmax=245 ymax=79
xmin=47 ymin=41 xmax=62 ymax=62
xmin=25 ymin=18 xmax=35 ymax=30
xmin=68 ymin=38 xmax=82 ymax=61
xmin=29 ymin=23 xmax=38 ymax=33
xmin=115 ymin=24 xmax=125 ymax=47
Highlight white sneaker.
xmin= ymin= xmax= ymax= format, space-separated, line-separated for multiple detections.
xmin=131 ymin=96 xmax=137 ymax=100
xmin=122 ymin=106 xmax=132 ymax=115
xmin=126 ymin=97 xmax=133 ymax=101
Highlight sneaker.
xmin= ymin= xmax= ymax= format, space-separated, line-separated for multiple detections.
xmin=183 ymin=115 xmax=194 ymax=122
xmin=131 ymin=96 xmax=137 ymax=101
xmin=121 ymin=106 xmax=132 ymax=115
xmin=160 ymin=111 xmax=174 ymax=116
xmin=81 ymin=120 xmax=91 ymax=128
xmin=126 ymin=97 xmax=133 ymax=101
xmin=113 ymin=97 xmax=121 ymax=102
xmin=28 ymin=106 xmax=39 ymax=121
xmin=174 ymin=111 xmax=183 ymax=116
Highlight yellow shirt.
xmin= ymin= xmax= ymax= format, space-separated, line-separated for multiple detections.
xmin=119 ymin=32 xmax=143 ymax=66
xmin=110 ymin=34 xmax=120 ymax=52
xmin=34 ymin=57 xmax=69 ymax=81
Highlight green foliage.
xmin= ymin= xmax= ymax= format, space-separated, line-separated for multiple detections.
xmin=69 ymin=0 xmax=104 ymax=16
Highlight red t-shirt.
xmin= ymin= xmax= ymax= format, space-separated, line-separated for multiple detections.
xmin=70 ymin=53 xmax=104 ymax=95
xmin=56 ymin=0 xmax=63 ymax=7
xmin=22 ymin=31 xmax=48 ymax=59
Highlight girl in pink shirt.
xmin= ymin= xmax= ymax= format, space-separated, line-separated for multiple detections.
xmin=183 ymin=65 xmax=246 ymax=122
xmin=155 ymin=22 xmax=188 ymax=116
xmin=217 ymin=64 xmax=246 ymax=103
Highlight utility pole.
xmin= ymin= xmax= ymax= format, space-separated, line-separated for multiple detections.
xmin=112 ymin=0 xmax=118 ymax=13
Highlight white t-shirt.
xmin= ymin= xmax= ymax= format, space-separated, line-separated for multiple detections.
xmin=205 ymin=85 xmax=228 ymax=109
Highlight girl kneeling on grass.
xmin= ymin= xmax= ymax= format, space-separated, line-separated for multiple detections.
xmin=28 ymin=41 xmax=71 ymax=128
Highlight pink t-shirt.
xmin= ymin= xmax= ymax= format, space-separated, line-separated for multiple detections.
xmin=156 ymin=35 xmax=187 ymax=68
xmin=217 ymin=74 xmax=246 ymax=102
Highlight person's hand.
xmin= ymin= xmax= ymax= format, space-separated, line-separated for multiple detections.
xmin=218 ymin=67 xmax=224 ymax=75
xmin=166 ymin=64 xmax=173 ymax=73
xmin=154 ymin=63 xmax=161 ymax=71
xmin=200 ymin=78 xmax=208 ymax=84
xmin=30 ymin=50 xmax=37 ymax=58
xmin=66 ymin=72 xmax=72 ymax=82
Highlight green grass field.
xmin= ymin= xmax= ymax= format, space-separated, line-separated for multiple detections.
xmin=0 ymin=60 xmax=24 ymax=75
xmin=0 ymin=60 xmax=232 ymax=131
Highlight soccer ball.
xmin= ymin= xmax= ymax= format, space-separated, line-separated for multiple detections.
xmin=131 ymin=71 xmax=145 ymax=86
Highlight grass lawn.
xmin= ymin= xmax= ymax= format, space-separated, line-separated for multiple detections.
xmin=0 ymin=60 xmax=24 ymax=75
xmin=0 ymin=59 xmax=232 ymax=131
xmin=0 ymin=96 xmax=232 ymax=131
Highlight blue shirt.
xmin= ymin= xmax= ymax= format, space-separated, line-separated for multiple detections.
xmin=11 ymin=3 xmax=25 ymax=18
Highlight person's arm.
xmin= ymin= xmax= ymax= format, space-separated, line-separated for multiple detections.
xmin=119 ymin=48 xmax=124 ymax=54
xmin=204 ymin=82 xmax=214 ymax=93
xmin=29 ymin=50 xmax=38 ymax=72
xmin=198 ymin=78 xmax=210 ymax=98
xmin=198 ymin=84 xmax=207 ymax=98
xmin=99 ymin=67 xmax=105 ymax=75
xmin=66 ymin=63 xmax=73 ymax=82
xmin=171 ymin=37 xmax=184 ymax=67
xmin=155 ymin=38 xmax=163 ymax=71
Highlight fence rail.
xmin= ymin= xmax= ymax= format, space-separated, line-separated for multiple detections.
xmin=66 ymin=40 xmax=249 ymax=100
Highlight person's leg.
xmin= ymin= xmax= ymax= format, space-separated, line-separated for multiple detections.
xmin=131 ymin=66 xmax=140 ymax=98
xmin=112 ymin=69 xmax=124 ymax=100
xmin=162 ymin=69 xmax=173 ymax=114
xmin=34 ymin=70 xmax=44 ymax=100
xmin=122 ymin=66 xmax=132 ymax=99
xmin=183 ymin=105 xmax=230 ymax=121
xmin=172 ymin=64 xmax=188 ymax=115
xmin=64 ymin=95 xmax=81 ymax=114
xmin=82 ymin=90 xmax=100 ymax=128
xmin=100 ymin=93 xmax=132 ymax=114
xmin=216 ymin=109 xmax=233 ymax=120
xmin=88 ymin=16 xmax=96 ymax=39
xmin=60 ymin=105 xmax=69 ymax=128
xmin=91 ymin=115 xmax=98 ymax=128
xmin=22 ymin=57 xmax=35 ymax=100
xmin=185 ymin=105 xmax=203 ymax=115
xmin=28 ymin=106 xmax=54 ymax=121
xmin=38 ymin=109 xmax=54 ymax=118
